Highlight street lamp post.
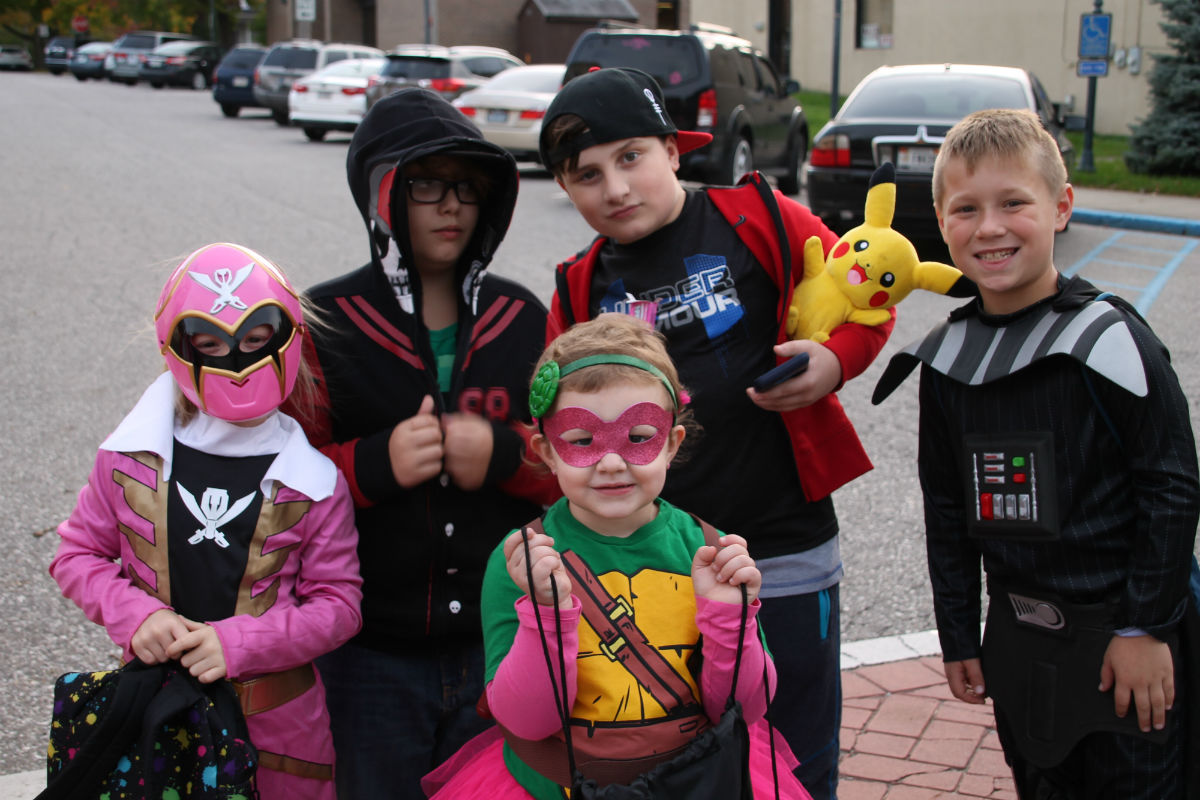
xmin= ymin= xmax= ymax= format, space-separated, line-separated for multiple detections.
xmin=831 ymin=0 xmax=842 ymax=119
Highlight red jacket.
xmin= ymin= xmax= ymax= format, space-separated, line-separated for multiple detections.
xmin=547 ymin=175 xmax=893 ymax=502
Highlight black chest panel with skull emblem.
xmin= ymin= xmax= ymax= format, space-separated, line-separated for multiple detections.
xmin=167 ymin=440 xmax=274 ymax=621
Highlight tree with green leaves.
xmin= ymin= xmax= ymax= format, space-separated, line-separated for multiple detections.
xmin=1125 ymin=0 xmax=1200 ymax=175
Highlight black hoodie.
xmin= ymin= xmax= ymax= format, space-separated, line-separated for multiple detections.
xmin=293 ymin=89 xmax=559 ymax=651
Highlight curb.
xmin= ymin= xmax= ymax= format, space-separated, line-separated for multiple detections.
xmin=1072 ymin=207 xmax=1200 ymax=237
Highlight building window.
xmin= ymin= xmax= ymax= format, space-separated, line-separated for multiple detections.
xmin=856 ymin=0 xmax=893 ymax=49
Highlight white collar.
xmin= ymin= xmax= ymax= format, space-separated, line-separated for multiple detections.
xmin=101 ymin=372 xmax=337 ymax=500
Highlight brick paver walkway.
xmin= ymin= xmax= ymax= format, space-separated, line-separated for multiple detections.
xmin=838 ymin=655 xmax=1016 ymax=799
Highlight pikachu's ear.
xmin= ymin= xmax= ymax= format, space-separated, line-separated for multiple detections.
xmin=914 ymin=261 xmax=964 ymax=294
xmin=863 ymin=162 xmax=897 ymax=229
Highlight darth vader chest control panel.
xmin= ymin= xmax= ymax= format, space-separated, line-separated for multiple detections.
xmin=963 ymin=433 xmax=1059 ymax=541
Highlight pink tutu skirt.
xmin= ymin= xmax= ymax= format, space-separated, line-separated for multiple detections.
xmin=422 ymin=720 xmax=812 ymax=799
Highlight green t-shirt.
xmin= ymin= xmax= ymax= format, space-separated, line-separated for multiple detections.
xmin=427 ymin=322 xmax=457 ymax=395
xmin=481 ymin=498 xmax=712 ymax=798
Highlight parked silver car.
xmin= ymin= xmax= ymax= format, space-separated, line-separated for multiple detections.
xmin=365 ymin=44 xmax=524 ymax=110
xmin=106 ymin=31 xmax=196 ymax=84
xmin=253 ymin=39 xmax=383 ymax=125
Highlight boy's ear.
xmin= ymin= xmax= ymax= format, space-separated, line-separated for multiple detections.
xmin=1055 ymin=183 xmax=1075 ymax=232
xmin=665 ymin=136 xmax=681 ymax=171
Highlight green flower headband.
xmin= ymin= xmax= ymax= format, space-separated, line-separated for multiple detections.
xmin=529 ymin=354 xmax=680 ymax=419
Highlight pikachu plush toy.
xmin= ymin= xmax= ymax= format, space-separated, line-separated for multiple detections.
xmin=787 ymin=162 xmax=964 ymax=343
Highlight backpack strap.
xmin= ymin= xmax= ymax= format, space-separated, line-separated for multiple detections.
xmin=748 ymin=175 xmax=794 ymax=328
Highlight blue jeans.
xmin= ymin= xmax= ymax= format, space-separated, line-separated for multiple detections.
xmin=316 ymin=639 xmax=492 ymax=800
xmin=759 ymin=586 xmax=842 ymax=800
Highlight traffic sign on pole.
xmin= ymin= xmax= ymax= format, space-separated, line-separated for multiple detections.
xmin=1079 ymin=12 xmax=1112 ymax=60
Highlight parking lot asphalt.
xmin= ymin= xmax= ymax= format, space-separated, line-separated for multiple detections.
xmin=5 ymin=186 xmax=1198 ymax=798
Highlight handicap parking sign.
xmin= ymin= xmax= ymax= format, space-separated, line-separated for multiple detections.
xmin=1079 ymin=13 xmax=1112 ymax=60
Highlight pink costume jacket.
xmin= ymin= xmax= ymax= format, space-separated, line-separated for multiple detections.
xmin=50 ymin=373 xmax=363 ymax=798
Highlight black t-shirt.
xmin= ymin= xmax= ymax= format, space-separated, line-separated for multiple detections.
xmin=589 ymin=190 xmax=835 ymax=556
xmin=167 ymin=441 xmax=274 ymax=621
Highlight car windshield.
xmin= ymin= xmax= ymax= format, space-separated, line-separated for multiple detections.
xmin=220 ymin=48 xmax=264 ymax=69
xmin=263 ymin=46 xmax=318 ymax=69
xmin=483 ymin=66 xmax=563 ymax=93
xmin=116 ymin=34 xmax=157 ymax=50
xmin=569 ymin=35 xmax=704 ymax=87
xmin=841 ymin=74 xmax=1029 ymax=120
xmin=382 ymin=55 xmax=449 ymax=79
xmin=318 ymin=58 xmax=384 ymax=77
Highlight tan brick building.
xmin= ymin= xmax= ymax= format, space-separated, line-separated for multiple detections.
xmin=265 ymin=0 xmax=1160 ymax=136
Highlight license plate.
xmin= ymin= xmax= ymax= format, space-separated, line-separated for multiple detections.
xmin=147 ymin=59 xmax=163 ymax=67
xmin=317 ymin=90 xmax=332 ymax=100
xmin=232 ymin=76 xmax=249 ymax=87
xmin=896 ymin=146 xmax=938 ymax=173
xmin=487 ymin=109 xmax=508 ymax=123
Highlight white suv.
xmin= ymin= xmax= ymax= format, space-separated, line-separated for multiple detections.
xmin=254 ymin=39 xmax=383 ymax=125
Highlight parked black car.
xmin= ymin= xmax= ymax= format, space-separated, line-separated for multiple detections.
xmin=45 ymin=35 xmax=89 ymax=74
xmin=806 ymin=63 xmax=1078 ymax=241
xmin=68 ymin=41 xmax=112 ymax=80
xmin=212 ymin=43 xmax=267 ymax=117
xmin=140 ymin=40 xmax=221 ymax=89
xmin=563 ymin=23 xmax=808 ymax=192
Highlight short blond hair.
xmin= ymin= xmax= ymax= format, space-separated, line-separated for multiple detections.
xmin=536 ymin=313 xmax=687 ymax=411
xmin=932 ymin=108 xmax=1067 ymax=211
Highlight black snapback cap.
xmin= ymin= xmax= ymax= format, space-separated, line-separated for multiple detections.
xmin=538 ymin=67 xmax=713 ymax=168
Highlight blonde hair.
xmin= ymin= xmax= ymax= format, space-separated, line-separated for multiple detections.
xmin=536 ymin=314 xmax=687 ymax=409
xmin=932 ymin=108 xmax=1067 ymax=211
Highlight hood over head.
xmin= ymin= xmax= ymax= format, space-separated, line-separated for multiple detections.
xmin=347 ymin=87 xmax=519 ymax=313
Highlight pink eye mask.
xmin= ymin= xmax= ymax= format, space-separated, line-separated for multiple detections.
xmin=542 ymin=402 xmax=674 ymax=467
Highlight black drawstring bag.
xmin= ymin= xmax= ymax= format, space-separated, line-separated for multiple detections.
xmin=38 ymin=659 xmax=258 ymax=800
xmin=520 ymin=527 xmax=776 ymax=800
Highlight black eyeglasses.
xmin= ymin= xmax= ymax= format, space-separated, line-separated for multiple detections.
xmin=405 ymin=178 xmax=481 ymax=205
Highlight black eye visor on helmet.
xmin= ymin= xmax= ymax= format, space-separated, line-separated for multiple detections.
xmin=170 ymin=305 xmax=294 ymax=376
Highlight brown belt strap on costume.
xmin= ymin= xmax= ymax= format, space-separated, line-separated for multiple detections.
xmin=561 ymin=549 xmax=696 ymax=709
xmin=256 ymin=750 xmax=333 ymax=781
xmin=232 ymin=662 xmax=316 ymax=717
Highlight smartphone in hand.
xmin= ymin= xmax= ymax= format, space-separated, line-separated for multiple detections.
xmin=752 ymin=352 xmax=810 ymax=393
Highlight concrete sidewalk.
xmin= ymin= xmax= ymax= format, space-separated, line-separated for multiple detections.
xmin=1071 ymin=185 xmax=1200 ymax=235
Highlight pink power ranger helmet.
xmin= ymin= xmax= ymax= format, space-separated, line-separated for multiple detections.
xmin=155 ymin=242 xmax=305 ymax=422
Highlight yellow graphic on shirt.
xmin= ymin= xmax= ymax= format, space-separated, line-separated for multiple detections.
xmin=572 ymin=567 xmax=701 ymax=723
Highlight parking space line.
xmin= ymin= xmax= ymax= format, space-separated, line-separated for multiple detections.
xmin=1063 ymin=231 xmax=1199 ymax=315
xmin=1137 ymin=238 xmax=1199 ymax=314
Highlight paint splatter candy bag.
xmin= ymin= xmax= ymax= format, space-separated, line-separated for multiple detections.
xmin=38 ymin=659 xmax=258 ymax=799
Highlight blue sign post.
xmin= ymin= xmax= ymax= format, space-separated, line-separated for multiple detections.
xmin=1077 ymin=4 xmax=1111 ymax=172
